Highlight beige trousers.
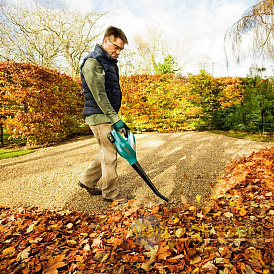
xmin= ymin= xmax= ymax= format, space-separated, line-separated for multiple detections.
xmin=80 ymin=123 xmax=119 ymax=199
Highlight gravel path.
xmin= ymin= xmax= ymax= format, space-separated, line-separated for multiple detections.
xmin=0 ymin=132 xmax=273 ymax=214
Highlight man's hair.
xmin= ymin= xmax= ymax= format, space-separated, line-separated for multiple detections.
xmin=103 ymin=26 xmax=128 ymax=44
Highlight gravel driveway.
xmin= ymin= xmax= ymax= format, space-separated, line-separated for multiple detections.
xmin=1 ymin=132 xmax=273 ymax=214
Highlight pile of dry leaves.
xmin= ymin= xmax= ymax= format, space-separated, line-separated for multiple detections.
xmin=0 ymin=147 xmax=273 ymax=273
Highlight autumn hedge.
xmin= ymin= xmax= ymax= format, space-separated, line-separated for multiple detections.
xmin=119 ymin=73 xmax=249 ymax=132
xmin=1 ymin=61 xmax=273 ymax=146
xmin=0 ymin=61 xmax=85 ymax=146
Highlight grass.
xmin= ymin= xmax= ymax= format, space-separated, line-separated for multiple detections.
xmin=210 ymin=130 xmax=274 ymax=142
xmin=0 ymin=149 xmax=34 ymax=160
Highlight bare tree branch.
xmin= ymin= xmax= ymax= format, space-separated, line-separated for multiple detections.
xmin=0 ymin=1 xmax=106 ymax=78
xmin=225 ymin=0 xmax=274 ymax=66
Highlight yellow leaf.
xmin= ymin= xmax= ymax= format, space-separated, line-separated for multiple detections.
xmin=190 ymin=255 xmax=201 ymax=265
xmin=239 ymin=208 xmax=247 ymax=216
xmin=66 ymin=223 xmax=73 ymax=229
xmin=67 ymin=240 xmax=77 ymax=245
xmin=27 ymin=223 xmax=36 ymax=233
xmin=101 ymin=252 xmax=109 ymax=262
xmin=2 ymin=247 xmax=15 ymax=257
xmin=229 ymin=201 xmax=236 ymax=207
xmin=196 ymin=194 xmax=201 ymax=203
xmin=213 ymin=211 xmax=221 ymax=218
xmin=173 ymin=217 xmax=180 ymax=224
xmin=175 ymin=228 xmax=186 ymax=238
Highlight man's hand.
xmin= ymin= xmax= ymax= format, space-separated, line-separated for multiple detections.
xmin=113 ymin=120 xmax=130 ymax=137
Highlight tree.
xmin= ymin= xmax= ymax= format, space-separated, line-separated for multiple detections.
xmin=153 ymin=54 xmax=179 ymax=74
xmin=225 ymin=0 xmax=274 ymax=64
xmin=0 ymin=0 xmax=105 ymax=78
xmin=118 ymin=48 xmax=137 ymax=76
xmin=133 ymin=24 xmax=189 ymax=75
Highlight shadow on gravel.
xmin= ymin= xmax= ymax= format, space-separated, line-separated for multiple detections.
xmin=63 ymin=132 xmax=272 ymax=214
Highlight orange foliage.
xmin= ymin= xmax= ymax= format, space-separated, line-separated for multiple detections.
xmin=120 ymin=74 xmax=247 ymax=132
xmin=0 ymin=61 xmax=84 ymax=145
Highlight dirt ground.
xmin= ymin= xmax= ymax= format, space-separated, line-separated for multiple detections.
xmin=0 ymin=132 xmax=273 ymax=214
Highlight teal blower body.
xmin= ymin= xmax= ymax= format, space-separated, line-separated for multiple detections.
xmin=107 ymin=129 xmax=169 ymax=202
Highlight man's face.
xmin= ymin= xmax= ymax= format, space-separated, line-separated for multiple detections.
xmin=102 ymin=35 xmax=125 ymax=59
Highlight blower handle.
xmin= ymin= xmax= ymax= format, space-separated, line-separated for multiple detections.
xmin=132 ymin=162 xmax=169 ymax=202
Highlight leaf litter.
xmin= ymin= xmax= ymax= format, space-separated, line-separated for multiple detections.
xmin=0 ymin=147 xmax=273 ymax=273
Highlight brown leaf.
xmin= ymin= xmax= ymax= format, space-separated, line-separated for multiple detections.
xmin=157 ymin=245 xmax=172 ymax=260
xmin=42 ymin=255 xmax=66 ymax=274
xmin=94 ymin=250 xmax=107 ymax=262
xmin=17 ymin=246 xmax=31 ymax=260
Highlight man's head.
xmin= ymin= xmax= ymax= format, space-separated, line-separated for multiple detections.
xmin=102 ymin=26 xmax=128 ymax=59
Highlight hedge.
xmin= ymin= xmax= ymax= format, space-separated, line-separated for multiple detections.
xmin=119 ymin=73 xmax=249 ymax=132
xmin=1 ymin=61 xmax=272 ymax=147
xmin=0 ymin=61 xmax=85 ymax=146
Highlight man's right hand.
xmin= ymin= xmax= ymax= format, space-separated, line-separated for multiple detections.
xmin=113 ymin=120 xmax=130 ymax=137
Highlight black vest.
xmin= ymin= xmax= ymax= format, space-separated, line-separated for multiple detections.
xmin=80 ymin=44 xmax=122 ymax=116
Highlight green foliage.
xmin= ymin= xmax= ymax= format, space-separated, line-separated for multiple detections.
xmin=153 ymin=55 xmax=178 ymax=74
xmin=213 ymin=77 xmax=274 ymax=133
xmin=120 ymin=73 xmax=273 ymax=134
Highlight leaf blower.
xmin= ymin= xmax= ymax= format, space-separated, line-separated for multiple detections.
xmin=107 ymin=129 xmax=169 ymax=202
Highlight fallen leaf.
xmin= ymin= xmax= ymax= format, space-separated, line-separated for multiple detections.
xmin=196 ymin=194 xmax=201 ymax=203
xmin=157 ymin=245 xmax=172 ymax=260
xmin=189 ymin=206 xmax=196 ymax=211
xmin=202 ymin=261 xmax=217 ymax=271
xmin=92 ymin=237 xmax=102 ymax=248
xmin=224 ymin=212 xmax=234 ymax=218
xmin=142 ymin=245 xmax=158 ymax=271
xmin=168 ymin=254 xmax=184 ymax=261
xmin=190 ymin=255 xmax=201 ymax=265
xmin=94 ymin=250 xmax=106 ymax=261
xmin=27 ymin=223 xmax=36 ymax=233
xmin=42 ymin=255 xmax=66 ymax=274
xmin=239 ymin=208 xmax=247 ymax=216
xmin=144 ymin=245 xmax=159 ymax=259
xmin=251 ymin=201 xmax=259 ymax=208
xmin=172 ymin=217 xmax=180 ymax=224
xmin=67 ymin=239 xmax=77 ymax=245
xmin=17 ymin=246 xmax=31 ymax=260
xmin=175 ymin=227 xmax=185 ymax=238
xmin=66 ymin=223 xmax=73 ymax=229
xmin=2 ymin=247 xmax=15 ymax=257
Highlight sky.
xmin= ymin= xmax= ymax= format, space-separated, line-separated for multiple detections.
xmin=8 ymin=0 xmax=273 ymax=77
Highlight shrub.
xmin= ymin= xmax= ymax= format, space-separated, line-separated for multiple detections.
xmin=0 ymin=61 xmax=85 ymax=146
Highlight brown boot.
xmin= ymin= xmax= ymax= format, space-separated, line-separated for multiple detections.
xmin=78 ymin=182 xmax=102 ymax=195
xmin=103 ymin=194 xmax=127 ymax=203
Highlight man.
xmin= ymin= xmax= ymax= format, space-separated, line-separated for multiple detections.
xmin=79 ymin=26 xmax=129 ymax=203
